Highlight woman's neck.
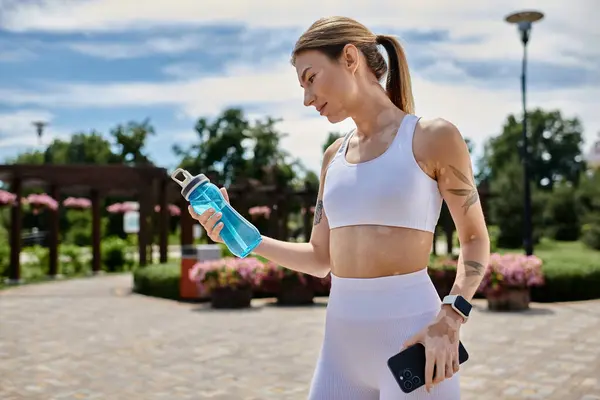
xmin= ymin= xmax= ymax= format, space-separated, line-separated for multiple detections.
xmin=349 ymin=85 xmax=404 ymax=138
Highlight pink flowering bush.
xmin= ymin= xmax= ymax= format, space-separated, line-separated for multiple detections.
xmin=189 ymin=257 xmax=265 ymax=294
xmin=26 ymin=193 xmax=58 ymax=214
xmin=63 ymin=197 xmax=91 ymax=209
xmin=0 ymin=189 xmax=16 ymax=206
xmin=478 ymin=253 xmax=544 ymax=296
xmin=106 ymin=202 xmax=137 ymax=214
xmin=248 ymin=206 xmax=271 ymax=219
xmin=154 ymin=204 xmax=181 ymax=216
xmin=258 ymin=261 xmax=313 ymax=293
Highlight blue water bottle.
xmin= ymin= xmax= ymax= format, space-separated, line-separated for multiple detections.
xmin=170 ymin=168 xmax=263 ymax=258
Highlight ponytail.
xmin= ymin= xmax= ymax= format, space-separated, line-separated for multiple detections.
xmin=376 ymin=35 xmax=415 ymax=114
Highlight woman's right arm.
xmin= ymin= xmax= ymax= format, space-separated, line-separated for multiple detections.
xmin=189 ymin=138 xmax=344 ymax=278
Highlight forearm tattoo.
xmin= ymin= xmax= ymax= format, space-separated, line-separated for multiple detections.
xmin=313 ymin=199 xmax=323 ymax=226
xmin=447 ymin=165 xmax=479 ymax=215
xmin=464 ymin=260 xmax=485 ymax=277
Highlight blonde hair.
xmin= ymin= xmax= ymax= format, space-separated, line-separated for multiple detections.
xmin=292 ymin=16 xmax=415 ymax=114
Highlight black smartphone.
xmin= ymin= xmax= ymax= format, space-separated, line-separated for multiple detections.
xmin=387 ymin=342 xmax=469 ymax=394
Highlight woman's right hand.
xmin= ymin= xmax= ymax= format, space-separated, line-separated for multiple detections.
xmin=188 ymin=187 xmax=230 ymax=243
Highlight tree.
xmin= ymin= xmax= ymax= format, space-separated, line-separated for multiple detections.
xmin=8 ymin=131 xmax=119 ymax=165
xmin=111 ymin=119 xmax=156 ymax=165
xmin=322 ymin=131 xmax=344 ymax=153
xmin=480 ymin=108 xmax=585 ymax=190
xmin=174 ymin=108 xmax=302 ymax=188
xmin=488 ymin=155 xmax=548 ymax=248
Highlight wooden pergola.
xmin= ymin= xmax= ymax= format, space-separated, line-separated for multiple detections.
xmin=0 ymin=164 xmax=194 ymax=283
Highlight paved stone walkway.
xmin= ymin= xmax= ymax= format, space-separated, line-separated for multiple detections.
xmin=1 ymin=274 xmax=599 ymax=400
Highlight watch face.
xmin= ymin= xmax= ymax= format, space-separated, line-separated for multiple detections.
xmin=455 ymin=296 xmax=472 ymax=316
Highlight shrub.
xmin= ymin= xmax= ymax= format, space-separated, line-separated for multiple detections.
xmin=59 ymin=244 xmax=91 ymax=276
xmin=543 ymin=183 xmax=581 ymax=241
xmin=101 ymin=236 xmax=133 ymax=272
xmin=189 ymin=257 xmax=264 ymax=295
xmin=477 ymin=253 xmax=544 ymax=296
xmin=133 ymin=263 xmax=180 ymax=300
xmin=581 ymin=213 xmax=600 ymax=250
xmin=529 ymin=240 xmax=600 ymax=302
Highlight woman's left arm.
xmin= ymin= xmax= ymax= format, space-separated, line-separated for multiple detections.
xmin=403 ymin=118 xmax=490 ymax=393
xmin=434 ymin=121 xmax=490 ymax=302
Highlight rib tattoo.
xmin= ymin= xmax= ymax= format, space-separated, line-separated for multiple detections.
xmin=313 ymin=199 xmax=323 ymax=225
xmin=447 ymin=165 xmax=479 ymax=215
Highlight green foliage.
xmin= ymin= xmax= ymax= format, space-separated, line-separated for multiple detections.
xmin=543 ymin=183 xmax=581 ymax=241
xmin=133 ymin=263 xmax=181 ymax=300
xmin=322 ymin=131 xmax=343 ymax=153
xmin=581 ymin=213 xmax=600 ymax=250
xmin=101 ymin=236 xmax=134 ymax=272
xmin=480 ymin=108 xmax=585 ymax=190
xmin=488 ymin=155 xmax=547 ymax=248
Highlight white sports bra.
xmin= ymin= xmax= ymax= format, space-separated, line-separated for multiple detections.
xmin=322 ymin=114 xmax=443 ymax=233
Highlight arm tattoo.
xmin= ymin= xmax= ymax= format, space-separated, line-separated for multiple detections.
xmin=464 ymin=260 xmax=485 ymax=277
xmin=447 ymin=165 xmax=479 ymax=215
xmin=313 ymin=199 xmax=324 ymax=226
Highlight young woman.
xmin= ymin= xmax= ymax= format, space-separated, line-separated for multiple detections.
xmin=189 ymin=16 xmax=490 ymax=399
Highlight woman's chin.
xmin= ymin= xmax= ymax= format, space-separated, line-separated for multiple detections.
xmin=325 ymin=114 xmax=347 ymax=124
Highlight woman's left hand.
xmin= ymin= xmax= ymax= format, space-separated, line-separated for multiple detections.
xmin=401 ymin=306 xmax=463 ymax=393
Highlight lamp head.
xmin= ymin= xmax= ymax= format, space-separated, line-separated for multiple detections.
xmin=505 ymin=10 xmax=544 ymax=45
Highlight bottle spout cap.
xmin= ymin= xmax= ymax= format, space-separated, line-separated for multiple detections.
xmin=170 ymin=168 xmax=194 ymax=188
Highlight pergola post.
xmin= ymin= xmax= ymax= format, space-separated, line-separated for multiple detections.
xmin=158 ymin=178 xmax=169 ymax=263
xmin=48 ymin=184 xmax=60 ymax=277
xmin=91 ymin=189 xmax=102 ymax=274
xmin=8 ymin=175 xmax=22 ymax=283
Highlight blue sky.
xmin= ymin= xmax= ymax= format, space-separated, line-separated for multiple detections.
xmin=0 ymin=0 xmax=598 ymax=175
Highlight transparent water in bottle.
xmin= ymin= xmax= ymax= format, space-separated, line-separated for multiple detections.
xmin=171 ymin=168 xmax=262 ymax=258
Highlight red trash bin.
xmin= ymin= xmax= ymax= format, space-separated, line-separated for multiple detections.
xmin=180 ymin=244 xmax=222 ymax=300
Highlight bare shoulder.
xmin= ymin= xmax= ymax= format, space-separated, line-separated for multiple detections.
xmin=321 ymin=136 xmax=346 ymax=169
xmin=418 ymin=117 xmax=464 ymax=149
xmin=414 ymin=117 xmax=469 ymax=179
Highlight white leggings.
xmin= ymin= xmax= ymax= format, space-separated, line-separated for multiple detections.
xmin=308 ymin=269 xmax=461 ymax=399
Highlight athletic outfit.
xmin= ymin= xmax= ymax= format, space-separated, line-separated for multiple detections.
xmin=308 ymin=114 xmax=461 ymax=399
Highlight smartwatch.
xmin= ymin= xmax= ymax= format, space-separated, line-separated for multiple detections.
xmin=442 ymin=295 xmax=472 ymax=322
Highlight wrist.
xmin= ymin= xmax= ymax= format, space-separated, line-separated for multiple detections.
xmin=441 ymin=304 xmax=466 ymax=324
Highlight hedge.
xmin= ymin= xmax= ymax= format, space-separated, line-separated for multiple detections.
xmin=132 ymin=263 xmax=181 ymax=300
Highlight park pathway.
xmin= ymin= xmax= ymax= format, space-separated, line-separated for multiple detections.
xmin=1 ymin=274 xmax=599 ymax=400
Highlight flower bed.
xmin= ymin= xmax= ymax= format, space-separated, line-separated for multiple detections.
xmin=189 ymin=257 xmax=264 ymax=308
xmin=477 ymin=253 xmax=544 ymax=311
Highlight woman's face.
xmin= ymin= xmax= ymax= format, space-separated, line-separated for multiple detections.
xmin=295 ymin=48 xmax=359 ymax=124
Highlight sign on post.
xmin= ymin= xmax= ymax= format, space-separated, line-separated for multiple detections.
xmin=123 ymin=211 xmax=140 ymax=234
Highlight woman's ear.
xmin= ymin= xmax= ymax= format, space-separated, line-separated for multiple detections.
xmin=342 ymin=44 xmax=360 ymax=74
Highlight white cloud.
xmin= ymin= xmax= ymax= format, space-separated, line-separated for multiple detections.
xmin=0 ymin=110 xmax=71 ymax=150
xmin=2 ymin=0 xmax=597 ymax=66
xmin=66 ymin=33 xmax=216 ymax=59
xmin=0 ymin=0 xmax=598 ymax=172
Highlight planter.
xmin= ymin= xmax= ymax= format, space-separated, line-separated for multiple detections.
xmin=277 ymin=280 xmax=315 ymax=306
xmin=486 ymin=287 xmax=530 ymax=311
xmin=210 ymin=286 xmax=253 ymax=309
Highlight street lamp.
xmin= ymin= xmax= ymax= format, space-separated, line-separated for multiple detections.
xmin=32 ymin=121 xmax=49 ymax=164
xmin=505 ymin=10 xmax=544 ymax=256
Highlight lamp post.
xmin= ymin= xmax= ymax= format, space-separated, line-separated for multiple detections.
xmin=505 ymin=10 xmax=544 ymax=256
xmin=32 ymin=121 xmax=49 ymax=164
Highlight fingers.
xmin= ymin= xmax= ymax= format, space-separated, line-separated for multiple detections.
xmin=188 ymin=206 xmax=224 ymax=242
xmin=433 ymin=352 xmax=446 ymax=386
xmin=445 ymin=351 xmax=455 ymax=379
xmin=424 ymin=348 xmax=435 ymax=392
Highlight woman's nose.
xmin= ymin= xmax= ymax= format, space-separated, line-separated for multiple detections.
xmin=303 ymin=91 xmax=314 ymax=107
